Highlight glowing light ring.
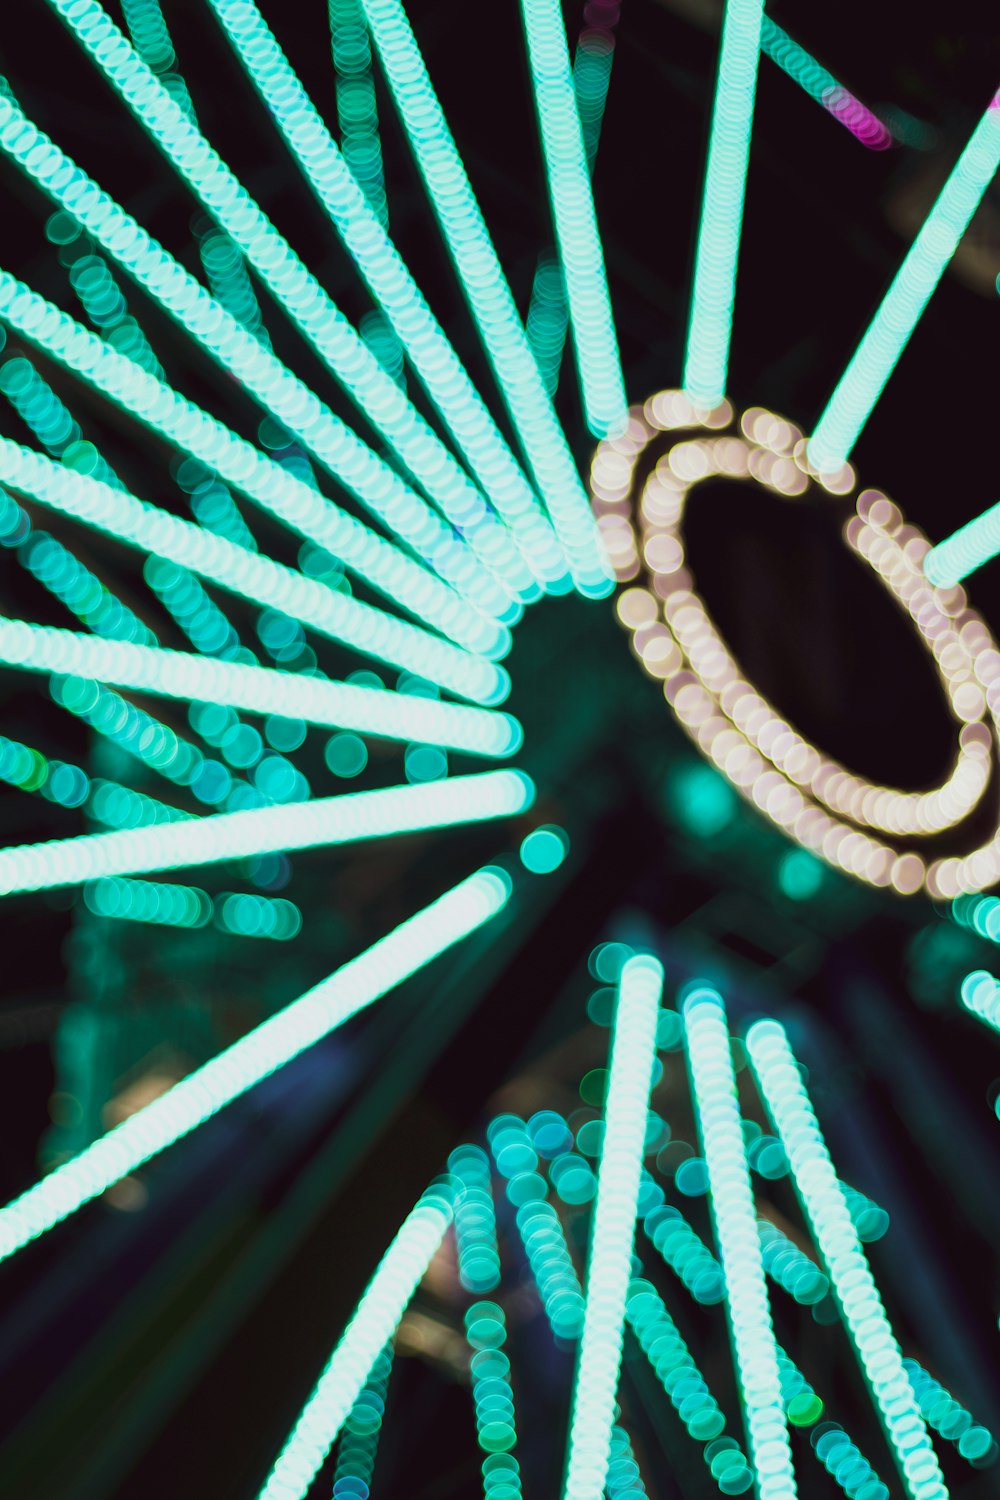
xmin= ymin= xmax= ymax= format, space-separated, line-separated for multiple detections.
xmin=589 ymin=389 xmax=1000 ymax=897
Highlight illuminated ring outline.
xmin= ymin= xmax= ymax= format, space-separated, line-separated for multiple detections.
xmin=589 ymin=389 xmax=1000 ymax=898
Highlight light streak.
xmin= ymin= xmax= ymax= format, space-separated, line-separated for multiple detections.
xmin=760 ymin=19 xmax=892 ymax=151
xmin=683 ymin=988 xmax=797 ymax=1499
xmin=205 ymin=0 xmax=565 ymax=595
xmin=959 ymin=970 xmax=1000 ymax=1037
xmin=747 ymin=1019 xmax=950 ymax=1500
xmin=520 ymin=0 xmax=626 ymax=437
xmin=0 ymin=616 xmax=520 ymax=756
xmin=0 ymin=764 xmax=533 ymax=895
xmin=0 ymin=870 xmax=507 ymax=1263
xmin=683 ymin=0 xmax=765 ymax=408
xmin=0 ymin=81 xmax=506 ymax=619
xmin=258 ymin=1183 xmax=455 ymax=1500
xmin=924 ymin=500 xmax=1000 ymax=587
xmin=808 ymin=91 xmax=1000 ymax=473
xmin=0 ymin=433 xmax=508 ymax=704
xmin=360 ymin=0 xmax=612 ymax=598
xmin=44 ymin=0 xmax=528 ymax=615
xmin=563 ymin=954 xmax=662 ymax=1500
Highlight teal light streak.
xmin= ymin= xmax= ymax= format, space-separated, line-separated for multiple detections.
xmin=959 ymin=970 xmax=1000 ymax=1036
xmin=0 ymin=766 xmax=533 ymax=895
xmin=45 ymin=0 xmax=527 ymax=617
xmin=360 ymin=0 xmax=611 ymax=598
xmin=683 ymin=989 xmax=797 ymax=1500
xmin=683 ymin=0 xmax=765 ymax=408
xmin=747 ymin=1020 xmax=950 ymax=1500
xmin=0 ymin=270 xmax=497 ymax=659
xmin=520 ymin=0 xmax=626 ymax=438
xmin=330 ymin=0 xmax=390 ymax=229
xmin=466 ymin=1301 xmax=524 ymax=1475
xmin=0 ymin=82 xmax=505 ymax=622
xmin=450 ymin=1145 xmax=501 ymax=1294
xmin=563 ymin=954 xmax=662 ymax=1500
xmin=333 ymin=1344 xmax=394 ymax=1494
xmin=0 ymin=872 xmax=505 ymax=1264
xmin=924 ymin=500 xmax=1000 ymax=587
xmin=0 ymin=429 xmax=508 ymax=704
xmin=205 ymin=0 xmax=564 ymax=596
xmin=904 ymin=1359 xmax=997 ymax=1469
xmin=808 ymin=92 xmax=1000 ymax=473
xmin=83 ymin=875 xmax=212 ymax=929
xmin=759 ymin=19 xmax=892 ymax=150
xmin=0 ymin=615 xmax=519 ymax=756
xmin=258 ymin=1182 xmax=455 ymax=1500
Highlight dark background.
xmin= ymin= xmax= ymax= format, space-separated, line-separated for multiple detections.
xmin=0 ymin=1 xmax=998 ymax=1495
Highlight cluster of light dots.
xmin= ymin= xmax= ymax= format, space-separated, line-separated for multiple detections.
xmin=449 ymin=1145 xmax=502 ymax=1295
xmin=332 ymin=1343 xmax=394 ymax=1498
xmin=959 ymin=970 xmax=1000 ymax=1039
xmin=0 ymin=867 xmax=509 ymax=1264
xmin=258 ymin=1182 xmax=455 ymax=1500
xmin=758 ymin=1219 xmax=830 ymax=1306
xmin=811 ymin=1425 xmax=890 ymax=1500
xmin=465 ymin=1300 xmax=523 ymax=1471
xmin=625 ymin=1279 xmax=754 ymax=1493
xmin=520 ymin=0 xmax=626 ymax=439
xmin=903 ymin=1360 xmax=997 ymax=1467
xmin=590 ymin=390 xmax=1000 ymax=896
xmin=747 ymin=1020 xmax=950 ymax=1500
xmin=683 ymin=988 xmax=796 ymax=1500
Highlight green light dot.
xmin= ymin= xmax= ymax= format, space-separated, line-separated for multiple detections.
xmin=778 ymin=848 xmax=824 ymax=900
xmin=518 ymin=824 xmax=569 ymax=874
xmin=325 ymin=733 xmax=368 ymax=778
xmin=788 ymin=1392 xmax=824 ymax=1426
xmin=579 ymin=1068 xmax=609 ymax=1106
xmin=590 ymin=941 xmax=634 ymax=983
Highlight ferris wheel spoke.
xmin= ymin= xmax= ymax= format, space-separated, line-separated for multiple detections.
xmin=520 ymin=0 xmax=627 ymax=440
xmin=360 ymin=0 xmax=612 ymax=599
xmin=0 ymin=871 xmax=508 ymax=1264
xmin=682 ymin=0 xmax=765 ymax=409
xmin=807 ymin=90 xmax=1000 ymax=475
xmin=0 ymin=617 xmax=521 ymax=757
xmin=0 ymin=436 xmax=511 ymax=702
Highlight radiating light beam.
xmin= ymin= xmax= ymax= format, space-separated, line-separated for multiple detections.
xmin=0 ymin=617 xmax=520 ymax=756
xmin=0 ymin=435 xmax=508 ymax=705
xmin=959 ymin=970 xmax=1000 ymax=1037
xmin=0 ymin=81 xmax=505 ymax=619
xmin=808 ymin=91 xmax=1000 ymax=474
xmin=683 ymin=989 xmax=797 ymax=1499
xmin=563 ymin=954 xmax=662 ymax=1500
xmin=43 ymin=0 xmax=529 ymax=615
xmin=682 ymin=0 xmax=765 ymax=408
xmin=205 ymin=0 xmax=566 ymax=596
xmin=258 ymin=1181 xmax=455 ymax=1500
xmin=760 ymin=19 xmax=893 ymax=151
xmin=0 ymin=761 xmax=532 ymax=896
xmin=520 ymin=0 xmax=626 ymax=438
xmin=0 ymin=268 xmax=501 ymax=658
xmin=746 ymin=1019 xmax=950 ymax=1500
xmin=924 ymin=500 xmax=1000 ymax=587
xmin=360 ymin=0 xmax=612 ymax=599
xmin=0 ymin=871 xmax=507 ymax=1264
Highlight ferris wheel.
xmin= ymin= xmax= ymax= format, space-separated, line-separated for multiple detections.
xmin=0 ymin=1 xmax=997 ymax=1497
